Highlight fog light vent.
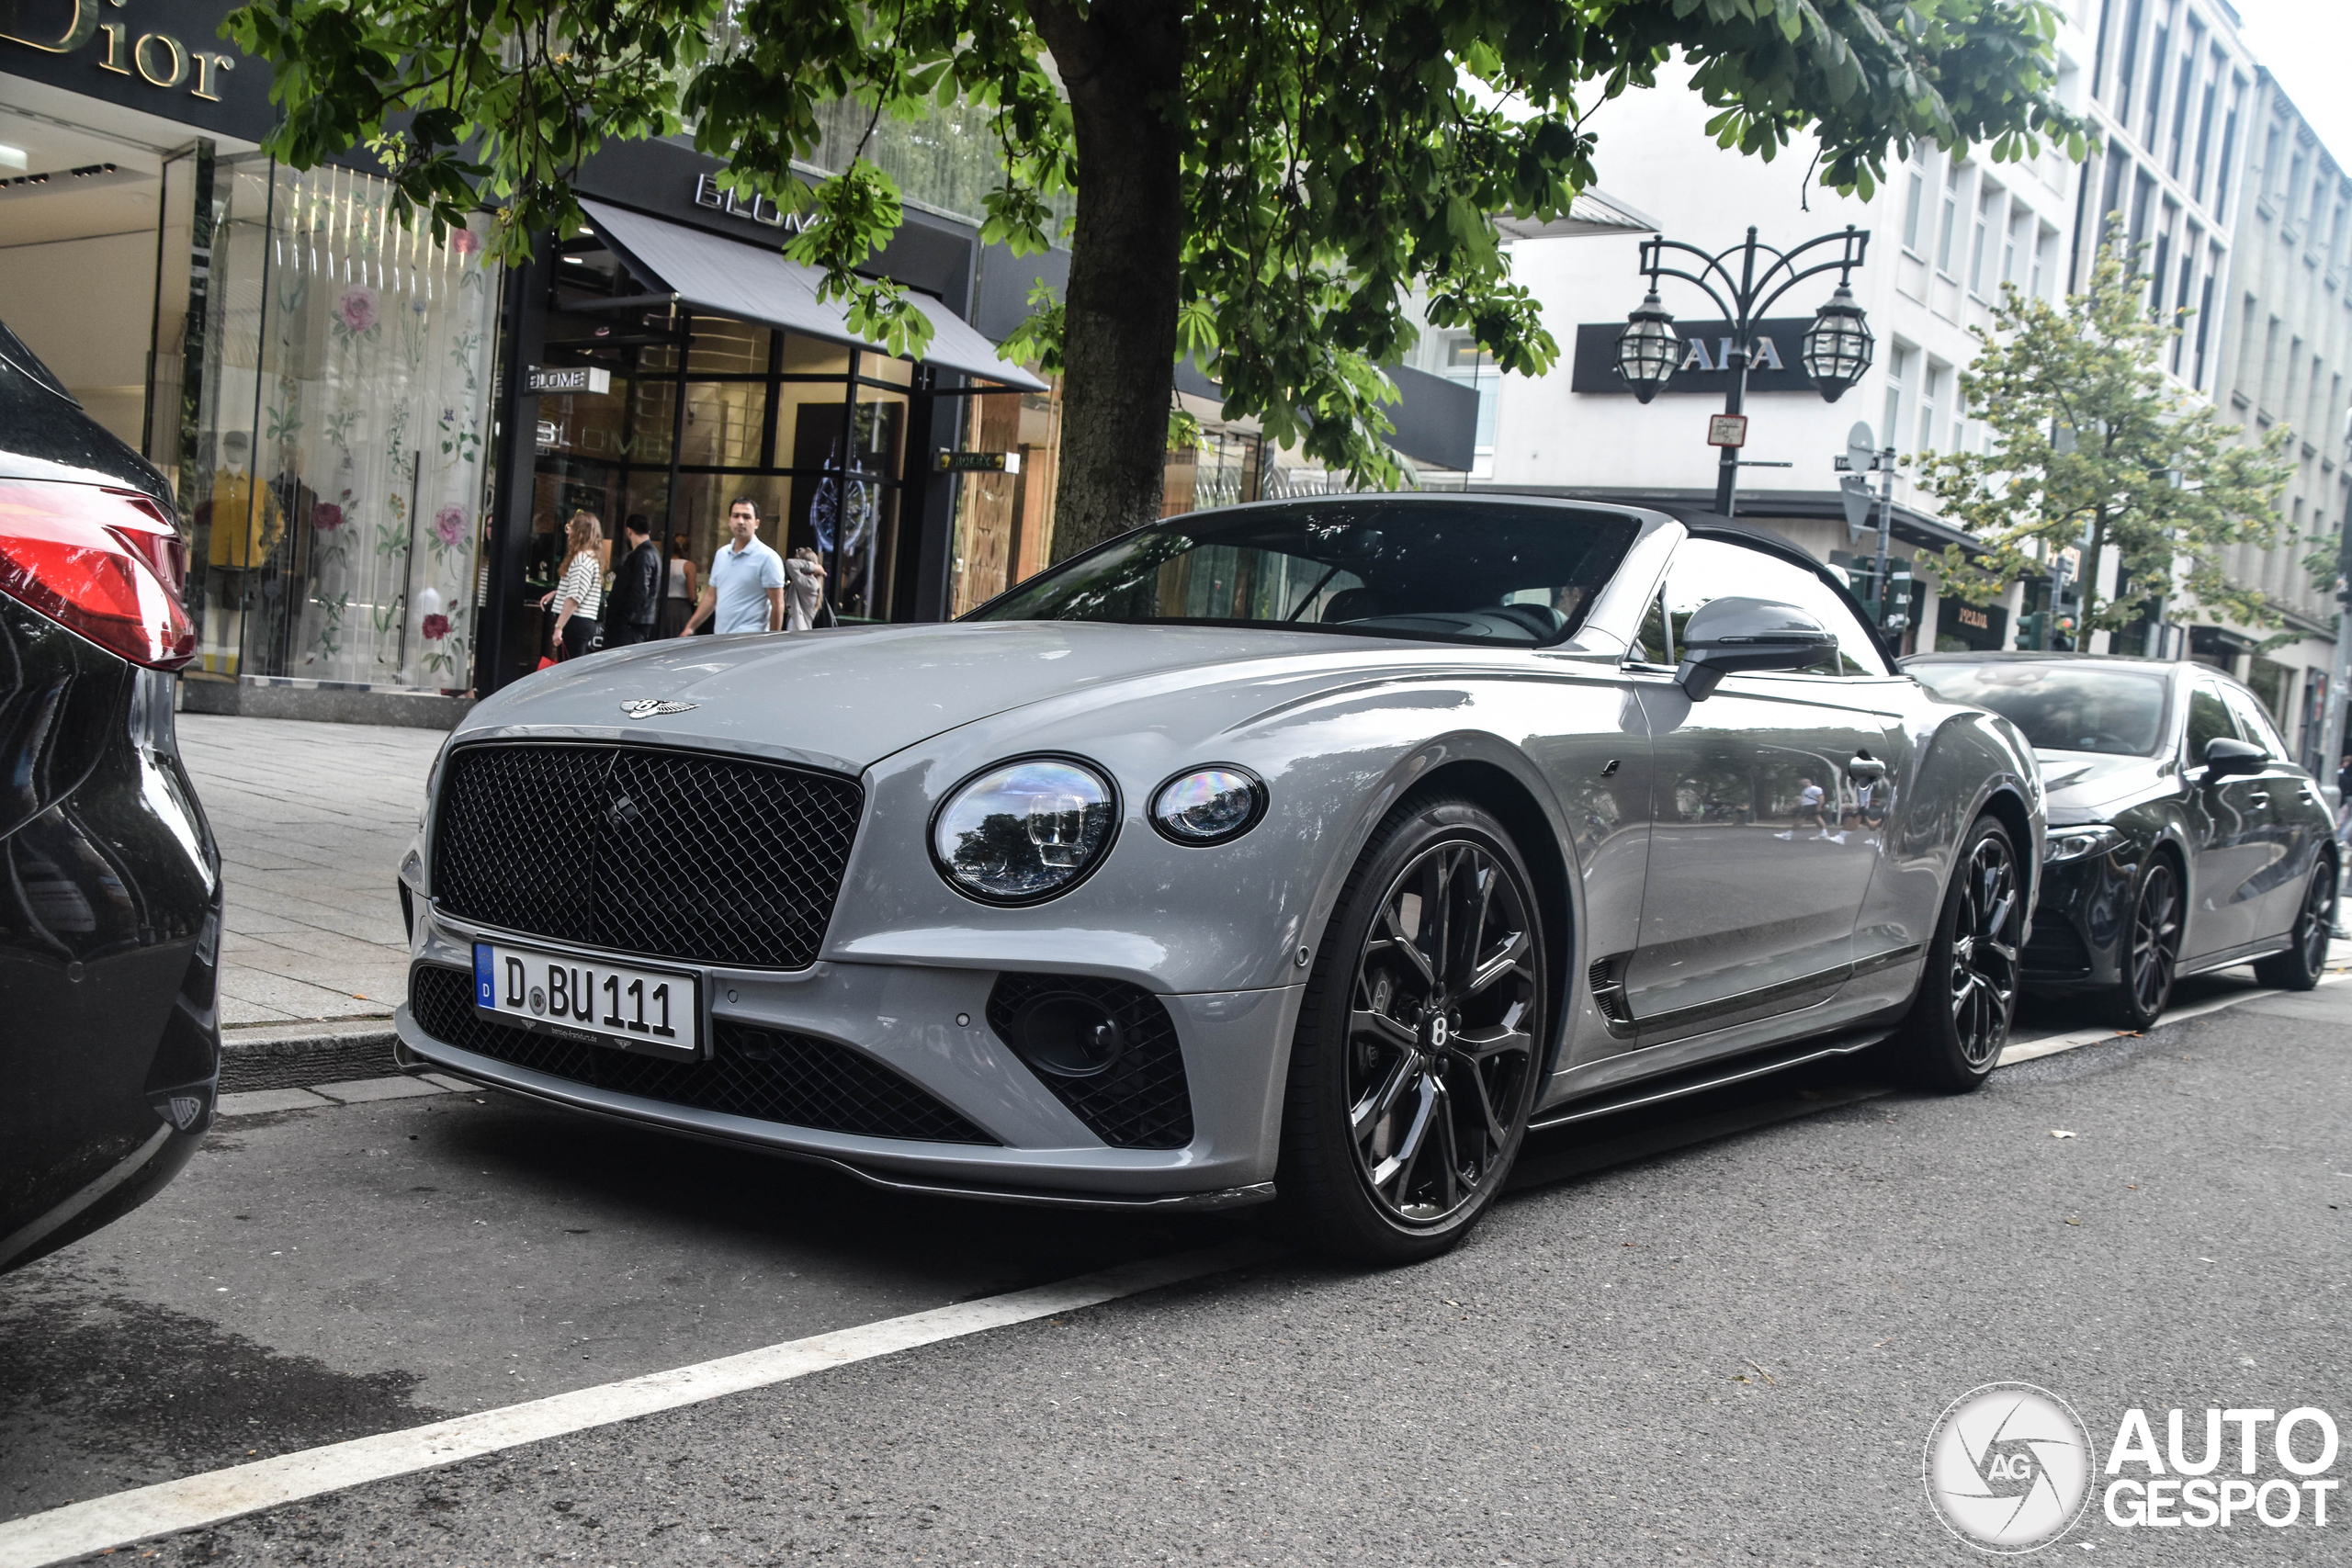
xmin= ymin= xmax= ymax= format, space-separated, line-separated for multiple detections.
xmin=986 ymin=973 xmax=1193 ymax=1149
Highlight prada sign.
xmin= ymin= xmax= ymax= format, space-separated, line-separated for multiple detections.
xmin=1 ymin=0 xmax=272 ymax=141
xmin=1569 ymin=317 xmax=1818 ymax=396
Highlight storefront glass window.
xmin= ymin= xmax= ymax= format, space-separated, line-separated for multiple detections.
xmin=188 ymin=155 xmax=499 ymax=690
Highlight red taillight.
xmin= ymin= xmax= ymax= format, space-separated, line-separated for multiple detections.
xmin=0 ymin=480 xmax=198 ymax=670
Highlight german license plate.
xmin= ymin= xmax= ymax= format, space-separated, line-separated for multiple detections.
xmin=472 ymin=941 xmax=701 ymax=1061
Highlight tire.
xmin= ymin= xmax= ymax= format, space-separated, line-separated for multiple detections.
xmin=2109 ymin=855 xmax=2183 ymax=1031
xmin=2254 ymin=858 xmax=2336 ymax=991
xmin=1888 ymin=814 xmax=2023 ymax=1093
xmin=1276 ymin=795 xmax=1546 ymax=1265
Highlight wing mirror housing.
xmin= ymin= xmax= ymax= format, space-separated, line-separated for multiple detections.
xmin=1673 ymin=597 xmax=1839 ymax=700
xmin=2201 ymin=736 xmax=2266 ymax=779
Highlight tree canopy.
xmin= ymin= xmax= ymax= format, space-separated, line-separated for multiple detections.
xmin=1919 ymin=247 xmax=2297 ymax=651
xmin=227 ymin=0 xmax=2086 ymax=554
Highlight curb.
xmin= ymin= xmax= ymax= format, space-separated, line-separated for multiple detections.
xmin=219 ymin=1016 xmax=400 ymax=1094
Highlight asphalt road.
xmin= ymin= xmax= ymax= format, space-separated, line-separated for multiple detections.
xmin=4 ymin=976 xmax=2346 ymax=1566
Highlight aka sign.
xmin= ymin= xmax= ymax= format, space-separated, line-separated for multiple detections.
xmin=1707 ymin=414 xmax=1748 ymax=448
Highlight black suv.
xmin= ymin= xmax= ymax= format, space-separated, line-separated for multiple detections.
xmin=0 ymin=318 xmax=220 ymax=1272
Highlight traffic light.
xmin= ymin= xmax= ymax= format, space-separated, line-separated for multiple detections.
xmin=1883 ymin=563 xmax=1913 ymax=632
xmin=2017 ymin=611 xmax=2047 ymax=650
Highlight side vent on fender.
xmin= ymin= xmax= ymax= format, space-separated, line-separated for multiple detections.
xmin=1588 ymin=954 xmax=1635 ymax=1034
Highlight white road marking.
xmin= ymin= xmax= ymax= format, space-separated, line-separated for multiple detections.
xmin=0 ymin=1240 xmax=1276 ymax=1568
xmin=1997 ymin=970 xmax=2347 ymax=1067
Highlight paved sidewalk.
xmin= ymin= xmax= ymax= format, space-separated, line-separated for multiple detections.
xmin=178 ymin=713 xmax=439 ymax=1027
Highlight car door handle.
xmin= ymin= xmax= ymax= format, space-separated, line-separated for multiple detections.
xmin=2246 ymin=792 xmax=2270 ymax=805
xmin=1847 ymin=755 xmax=1886 ymax=779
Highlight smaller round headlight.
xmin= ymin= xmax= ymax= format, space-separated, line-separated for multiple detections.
xmin=1150 ymin=765 xmax=1266 ymax=845
xmin=933 ymin=757 xmax=1118 ymax=903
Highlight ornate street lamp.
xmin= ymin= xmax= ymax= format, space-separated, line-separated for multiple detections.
xmin=1614 ymin=290 xmax=1680 ymax=404
xmin=1622 ymin=224 xmax=1873 ymax=514
xmin=1799 ymin=282 xmax=1874 ymax=403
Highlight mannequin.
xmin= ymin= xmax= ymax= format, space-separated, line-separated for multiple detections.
xmin=196 ymin=433 xmax=281 ymax=674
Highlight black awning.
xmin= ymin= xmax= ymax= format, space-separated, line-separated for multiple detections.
xmin=580 ymin=199 xmax=1046 ymax=391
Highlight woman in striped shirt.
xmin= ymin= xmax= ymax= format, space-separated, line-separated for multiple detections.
xmin=542 ymin=511 xmax=605 ymax=660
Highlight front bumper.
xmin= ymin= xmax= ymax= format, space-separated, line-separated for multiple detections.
xmin=401 ymin=906 xmax=1299 ymax=1207
xmin=2020 ymin=847 xmax=2136 ymax=993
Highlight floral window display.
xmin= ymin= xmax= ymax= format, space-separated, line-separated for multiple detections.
xmin=188 ymin=155 xmax=499 ymax=689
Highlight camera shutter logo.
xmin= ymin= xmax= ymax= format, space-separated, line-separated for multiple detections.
xmin=1924 ymin=1382 xmax=2094 ymax=1552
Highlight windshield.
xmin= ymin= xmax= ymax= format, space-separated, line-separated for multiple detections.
xmin=967 ymin=501 xmax=1637 ymax=647
xmin=1911 ymin=661 xmax=2171 ymax=756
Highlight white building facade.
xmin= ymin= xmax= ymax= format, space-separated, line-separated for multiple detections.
xmin=1477 ymin=1 xmax=2352 ymax=774
xmin=1482 ymin=12 xmax=2097 ymax=656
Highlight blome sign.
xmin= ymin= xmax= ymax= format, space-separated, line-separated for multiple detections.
xmin=1925 ymin=1384 xmax=2341 ymax=1551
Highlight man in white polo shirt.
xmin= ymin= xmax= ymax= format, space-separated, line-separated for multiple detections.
xmin=678 ymin=496 xmax=787 ymax=636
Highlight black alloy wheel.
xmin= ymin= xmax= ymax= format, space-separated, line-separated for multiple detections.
xmin=1891 ymin=815 xmax=2022 ymax=1091
xmin=2254 ymin=859 xmax=2336 ymax=992
xmin=1278 ymin=796 xmax=1544 ymax=1263
xmin=2112 ymin=858 xmax=2183 ymax=1031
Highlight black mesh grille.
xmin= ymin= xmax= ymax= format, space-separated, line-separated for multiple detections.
xmin=432 ymin=743 xmax=862 ymax=970
xmin=2024 ymin=918 xmax=2094 ymax=975
xmin=409 ymin=965 xmax=994 ymax=1144
xmin=986 ymin=974 xmax=1193 ymax=1150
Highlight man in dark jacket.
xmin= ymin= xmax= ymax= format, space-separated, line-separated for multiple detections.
xmin=604 ymin=514 xmax=662 ymax=649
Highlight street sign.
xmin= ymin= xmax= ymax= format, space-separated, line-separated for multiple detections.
xmin=1845 ymin=420 xmax=1876 ymax=476
xmin=935 ymin=450 xmax=1023 ymax=474
xmin=1838 ymin=475 xmax=1874 ymax=543
xmin=1706 ymin=413 xmax=1748 ymax=448
xmin=526 ymin=366 xmax=611 ymax=395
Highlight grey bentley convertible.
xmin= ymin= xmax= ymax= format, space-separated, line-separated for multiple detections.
xmin=396 ymin=497 xmax=2041 ymax=1261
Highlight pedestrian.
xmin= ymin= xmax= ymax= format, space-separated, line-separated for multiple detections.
xmin=603 ymin=513 xmax=662 ymax=649
xmin=540 ymin=511 xmax=604 ymax=661
xmin=1796 ymin=775 xmax=1832 ymax=838
xmin=786 ymin=546 xmax=827 ymax=631
xmin=679 ymin=497 xmax=786 ymax=636
xmin=659 ymin=532 xmax=699 ymax=637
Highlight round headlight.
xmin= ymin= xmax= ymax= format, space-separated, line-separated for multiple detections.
xmin=932 ymin=757 xmax=1118 ymax=903
xmin=1150 ymin=765 xmax=1266 ymax=844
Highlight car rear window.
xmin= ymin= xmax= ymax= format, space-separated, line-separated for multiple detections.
xmin=1911 ymin=661 xmax=2171 ymax=756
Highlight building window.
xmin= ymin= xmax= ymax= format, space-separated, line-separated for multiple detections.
xmin=1969 ymin=184 xmax=2000 ymax=299
xmin=2033 ymin=225 xmax=2057 ymax=300
xmin=1919 ymin=360 xmax=1948 ymax=454
xmin=2168 ymin=19 xmax=2203 ymax=177
xmin=1937 ymin=158 xmax=1966 ymax=277
xmin=2190 ymin=47 xmax=2221 ymax=201
xmin=2142 ymin=18 xmax=2168 ymax=148
xmin=1902 ymin=144 xmax=1929 ymax=255
xmin=2129 ymin=169 xmax=2157 ymax=260
xmin=1884 ymin=343 xmax=1912 ymax=455
xmin=2148 ymin=204 xmax=2177 ymax=321
xmin=2191 ymin=253 xmax=2217 ymax=387
xmin=2331 ymin=190 xmax=2352 ymax=270
xmin=2170 ymin=221 xmax=2201 ymax=374
xmin=2114 ymin=0 xmax=2147 ymax=128
xmin=2214 ymin=79 xmax=2245 ymax=217
xmin=2002 ymin=203 xmax=2027 ymax=291
xmin=2099 ymin=147 xmax=2132 ymax=252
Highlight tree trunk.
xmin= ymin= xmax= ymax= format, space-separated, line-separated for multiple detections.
xmin=2077 ymin=512 xmax=2108 ymax=654
xmin=1027 ymin=0 xmax=1188 ymax=560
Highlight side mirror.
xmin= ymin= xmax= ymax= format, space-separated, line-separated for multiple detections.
xmin=2202 ymin=737 xmax=2267 ymax=779
xmin=1673 ymin=596 xmax=1839 ymax=701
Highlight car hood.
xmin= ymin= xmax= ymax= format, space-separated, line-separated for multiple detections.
xmin=453 ymin=619 xmax=1492 ymax=775
xmin=2035 ymin=748 xmax=2172 ymax=818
